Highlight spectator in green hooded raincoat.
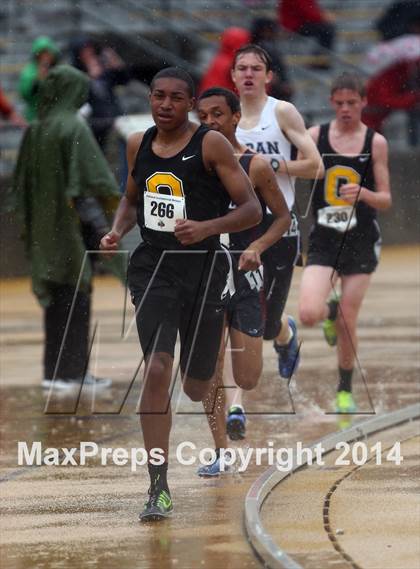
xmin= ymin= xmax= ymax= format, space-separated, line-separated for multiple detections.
xmin=18 ymin=36 xmax=60 ymax=121
xmin=12 ymin=64 xmax=126 ymax=390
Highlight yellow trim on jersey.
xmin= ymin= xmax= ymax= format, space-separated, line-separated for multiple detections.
xmin=145 ymin=172 xmax=185 ymax=197
xmin=324 ymin=165 xmax=361 ymax=207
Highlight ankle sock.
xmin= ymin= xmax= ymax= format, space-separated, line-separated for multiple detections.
xmin=327 ymin=298 xmax=339 ymax=321
xmin=148 ymin=462 xmax=169 ymax=493
xmin=275 ymin=325 xmax=293 ymax=347
xmin=338 ymin=367 xmax=353 ymax=393
xmin=228 ymin=404 xmax=244 ymax=415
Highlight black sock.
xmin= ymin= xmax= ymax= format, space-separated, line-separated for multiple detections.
xmin=327 ymin=299 xmax=339 ymax=321
xmin=148 ymin=462 xmax=169 ymax=493
xmin=338 ymin=368 xmax=353 ymax=392
xmin=215 ymin=448 xmax=232 ymax=460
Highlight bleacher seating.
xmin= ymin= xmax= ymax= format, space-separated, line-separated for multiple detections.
xmin=0 ymin=0 xmax=409 ymax=179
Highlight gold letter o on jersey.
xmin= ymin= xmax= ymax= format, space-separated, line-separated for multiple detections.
xmin=324 ymin=165 xmax=361 ymax=207
xmin=146 ymin=172 xmax=184 ymax=197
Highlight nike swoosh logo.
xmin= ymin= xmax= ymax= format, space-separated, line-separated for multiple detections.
xmin=261 ymin=125 xmax=270 ymax=130
xmin=359 ymin=156 xmax=369 ymax=162
xmin=182 ymin=155 xmax=195 ymax=161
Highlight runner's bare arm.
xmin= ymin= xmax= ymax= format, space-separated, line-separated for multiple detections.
xmin=276 ymin=102 xmax=324 ymax=179
xmin=100 ymin=132 xmax=142 ymax=251
xmin=239 ymin=155 xmax=291 ymax=271
xmin=174 ymin=131 xmax=262 ymax=245
xmin=308 ymin=125 xmax=321 ymax=145
xmin=340 ymin=134 xmax=392 ymax=210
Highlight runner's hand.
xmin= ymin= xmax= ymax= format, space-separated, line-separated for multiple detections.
xmin=339 ymin=183 xmax=363 ymax=205
xmin=238 ymin=249 xmax=261 ymax=271
xmin=99 ymin=230 xmax=121 ymax=257
xmin=174 ymin=219 xmax=210 ymax=245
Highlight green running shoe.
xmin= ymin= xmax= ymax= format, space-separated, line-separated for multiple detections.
xmin=322 ymin=295 xmax=340 ymax=347
xmin=140 ymin=488 xmax=173 ymax=521
xmin=335 ymin=390 xmax=357 ymax=414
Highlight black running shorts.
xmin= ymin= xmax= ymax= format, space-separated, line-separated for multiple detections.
xmin=227 ymin=257 xmax=264 ymax=338
xmin=306 ymin=220 xmax=381 ymax=275
xmin=128 ymin=242 xmax=231 ymax=381
xmin=261 ymin=212 xmax=302 ymax=340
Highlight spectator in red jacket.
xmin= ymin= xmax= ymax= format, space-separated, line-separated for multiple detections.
xmin=363 ymin=25 xmax=420 ymax=143
xmin=278 ymin=0 xmax=336 ymax=66
xmin=199 ymin=27 xmax=250 ymax=94
xmin=363 ymin=60 xmax=420 ymax=132
xmin=0 ymin=86 xmax=27 ymax=127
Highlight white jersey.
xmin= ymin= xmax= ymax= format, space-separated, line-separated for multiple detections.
xmin=236 ymin=96 xmax=296 ymax=210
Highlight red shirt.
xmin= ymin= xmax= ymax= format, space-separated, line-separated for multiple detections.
xmin=367 ymin=60 xmax=419 ymax=110
xmin=279 ymin=0 xmax=325 ymax=32
xmin=0 ymin=87 xmax=13 ymax=118
xmin=198 ymin=27 xmax=250 ymax=94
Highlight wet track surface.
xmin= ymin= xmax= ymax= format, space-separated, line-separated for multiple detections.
xmin=261 ymin=420 xmax=420 ymax=569
xmin=0 ymin=246 xmax=419 ymax=569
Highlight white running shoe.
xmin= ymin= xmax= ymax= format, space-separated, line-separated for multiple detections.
xmin=42 ymin=373 xmax=112 ymax=390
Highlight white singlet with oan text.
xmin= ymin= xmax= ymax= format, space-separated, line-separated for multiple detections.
xmin=236 ymin=96 xmax=296 ymax=211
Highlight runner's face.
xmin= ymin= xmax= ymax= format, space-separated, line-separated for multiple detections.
xmin=330 ymin=89 xmax=366 ymax=125
xmin=197 ymin=95 xmax=240 ymax=139
xmin=150 ymin=78 xmax=194 ymax=130
xmin=232 ymin=52 xmax=272 ymax=97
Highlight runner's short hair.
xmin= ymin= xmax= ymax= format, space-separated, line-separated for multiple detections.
xmin=151 ymin=67 xmax=195 ymax=97
xmin=331 ymin=73 xmax=366 ymax=97
xmin=198 ymin=87 xmax=240 ymax=114
xmin=232 ymin=44 xmax=272 ymax=71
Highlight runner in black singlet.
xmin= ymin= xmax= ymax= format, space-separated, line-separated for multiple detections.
xmin=196 ymin=87 xmax=290 ymax=476
xmin=299 ymin=73 xmax=391 ymax=415
xmin=100 ymin=68 xmax=262 ymax=520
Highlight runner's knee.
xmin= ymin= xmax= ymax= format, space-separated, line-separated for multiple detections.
xmin=235 ymin=373 xmax=260 ymax=391
xmin=299 ymin=304 xmax=324 ymax=327
xmin=183 ymin=378 xmax=211 ymax=402
xmin=143 ymin=355 xmax=171 ymax=397
xmin=233 ymin=360 xmax=262 ymax=391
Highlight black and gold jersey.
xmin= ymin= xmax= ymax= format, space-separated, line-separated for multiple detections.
xmin=312 ymin=123 xmax=376 ymax=234
xmin=131 ymin=124 xmax=230 ymax=249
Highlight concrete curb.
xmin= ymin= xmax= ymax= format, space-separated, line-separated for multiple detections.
xmin=244 ymin=404 xmax=420 ymax=569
